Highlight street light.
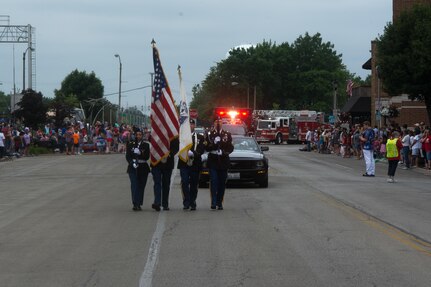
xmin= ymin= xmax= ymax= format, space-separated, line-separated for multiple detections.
xmin=23 ymin=46 xmax=34 ymax=92
xmin=231 ymin=81 xmax=256 ymax=109
xmin=376 ymin=65 xmax=382 ymax=128
xmin=114 ymin=54 xmax=122 ymax=123
xmin=332 ymin=80 xmax=338 ymax=122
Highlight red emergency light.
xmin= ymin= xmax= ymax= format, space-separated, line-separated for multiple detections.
xmin=214 ymin=107 xmax=251 ymax=120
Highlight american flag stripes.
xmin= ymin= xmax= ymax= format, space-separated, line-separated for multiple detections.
xmin=346 ymin=79 xmax=354 ymax=97
xmin=150 ymin=44 xmax=179 ymax=165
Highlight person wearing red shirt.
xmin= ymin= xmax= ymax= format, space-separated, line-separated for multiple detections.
xmin=421 ymin=129 xmax=431 ymax=171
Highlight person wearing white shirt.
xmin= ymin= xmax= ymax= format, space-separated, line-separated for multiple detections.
xmin=0 ymin=130 xmax=5 ymax=158
xmin=401 ymin=130 xmax=411 ymax=169
xmin=305 ymin=128 xmax=312 ymax=152
xmin=411 ymin=130 xmax=422 ymax=167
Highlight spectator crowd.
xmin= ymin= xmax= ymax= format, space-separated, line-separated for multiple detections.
xmin=0 ymin=121 xmax=149 ymax=159
xmin=303 ymin=121 xmax=431 ymax=173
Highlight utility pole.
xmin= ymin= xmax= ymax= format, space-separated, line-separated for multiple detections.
xmin=114 ymin=54 xmax=122 ymax=123
xmin=332 ymin=80 xmax=338 ymax=122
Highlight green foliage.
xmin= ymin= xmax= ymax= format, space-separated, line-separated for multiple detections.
xmin=190 ymin=33 xmax=354 ymax=122
xmin=57 ymin=69 xmax=104 ymax=120
xmin=377 ymin=4 xmax=431 ymax=123
xmin=49 ymin=90 xmax=80 ymax=128
xmin=13 ymin=89 xmax=47 ymax=129
xmin=29 ymin=145 xmax=52 ymax=155
xmin=0 ymin=91 xmax=11 ymax=116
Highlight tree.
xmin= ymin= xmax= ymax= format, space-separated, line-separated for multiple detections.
xmin=191 ymin=33 xmax=353 ymax=122
xmin=377 ymin=4 xmax=431 ymax=124
xmin=49 ymin=90 xmax=80 ymax=128
xmin=14 ymin=89 xmax=47 ymax=129
xmin=57 ymin=69 xmax=104 ymax=120
xmin=0 ymin=91 xmax=11 ymax=118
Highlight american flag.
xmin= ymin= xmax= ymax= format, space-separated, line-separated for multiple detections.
xmin=150 ymin=44 xmax=179 ymax=165
xmin=346 ymin=79 xmax=354 ymax=97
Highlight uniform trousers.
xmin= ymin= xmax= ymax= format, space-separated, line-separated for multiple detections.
xmin=209 ymin=168 xmax=228 ymax=207
xmin=128 ymin=169 xmax=149 ymax=207
xmin=180 ymin=167 xmax=200 ymax=208
xmin=152 ymin=167 xmax=173 ymax=208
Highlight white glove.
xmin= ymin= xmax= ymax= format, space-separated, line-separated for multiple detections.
xmin=133 ymin=163 xmax=138 ymax=168
xmin=216 ymin=149 xmax=223 ymax=156
xmin=133 ymin=148 xmax=141 ymax=155
xmin=188 ymin=150 xmax=194 ymax=157
xmin=214 ymin=136 xmax=221 ymax=144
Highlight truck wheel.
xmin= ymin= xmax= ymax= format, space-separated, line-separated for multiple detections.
xmin=275 ymin=134 xmax=282 ymax=145
xmin=257 ymin=175 xmax=268 ymax=188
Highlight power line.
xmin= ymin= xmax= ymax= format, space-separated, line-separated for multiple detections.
xmin=104 ymin=85 xmax=152 ymax=97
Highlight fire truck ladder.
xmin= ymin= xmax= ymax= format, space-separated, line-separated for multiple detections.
xmin=253 ymin=110 xmax=317 ymax=119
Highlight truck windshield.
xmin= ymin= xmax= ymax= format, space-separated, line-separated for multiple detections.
xmin=222 ymin=124 xmax=246 ymax=136
xmin=258 ymin=121 xmax=272 ymax=129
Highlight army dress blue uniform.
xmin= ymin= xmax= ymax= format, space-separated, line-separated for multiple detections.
xmin=126 ymin=136 xmax=150 ymax=211
xmin=177 ymin=130 xmax=205 ymax=210
xmin=205 ymin=126 xmax=234 ymax=210
xmin=151 ymin=138 xmax=179 ymax=211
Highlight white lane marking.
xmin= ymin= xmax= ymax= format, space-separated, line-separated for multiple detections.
xmin=139 ymin=213 xmax=166 ymax=287
xmin=139 ymin=164 xmax=178 ymax=287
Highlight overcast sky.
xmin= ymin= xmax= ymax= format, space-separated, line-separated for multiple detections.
xmin=1 ymin=0 xmax=392 ymax=113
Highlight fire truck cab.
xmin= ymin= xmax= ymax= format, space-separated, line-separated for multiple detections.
xmin=255 ymin=117 xmax=297 ymax=144
xmin=253 ymin=110 xmax=326 ymax=144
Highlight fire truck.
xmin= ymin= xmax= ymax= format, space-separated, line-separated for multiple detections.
xmin=253 ymin=110 xmax=327 ymax=144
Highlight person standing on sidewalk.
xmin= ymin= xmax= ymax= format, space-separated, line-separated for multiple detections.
xmin=411 ymin=129 xmax=422 ymax=168
xmin=359 ymin=121 xmax=375 ymax=177
xmin=0 ymin=129 xmax=5 ymax=158
xmin=305 ymin=127 xmax=312 ymax=152
xmin=72 ymin=129 xmax=80 ymax=155
xmin=421 ymin=129 xmax=431 ymax=172
xmin=386 ymin=131 xmax=403 ymax=183
xmin=65 ymin=126 xmax=73 ymax=155
xmin=401 ymin=130 xmax=411 ymax=170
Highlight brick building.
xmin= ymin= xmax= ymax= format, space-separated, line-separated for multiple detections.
xmin=364 ymin=0 xmax=431 ymax=128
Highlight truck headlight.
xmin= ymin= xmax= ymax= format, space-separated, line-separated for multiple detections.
xmin=256 ymin=160 xmax=264 ymax=168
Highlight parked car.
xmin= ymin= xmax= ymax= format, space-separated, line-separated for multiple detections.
xmin=199 ymin=136 xmax=269 ymax=188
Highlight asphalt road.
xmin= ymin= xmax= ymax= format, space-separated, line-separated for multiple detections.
xmin=0 ymin=146 xmax=430 ymax=287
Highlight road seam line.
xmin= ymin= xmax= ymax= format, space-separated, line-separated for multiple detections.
xmin=139 ymin=165 xmax=178 ymax=287
xmin=314 ymin=191 xmax=431 ymax=256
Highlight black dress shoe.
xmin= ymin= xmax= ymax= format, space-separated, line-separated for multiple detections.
xmin=217 ymin=206 xmax=223 ymax=210
xmin=190 ymin=206 xmax=196 ymax=211
xmin=138 ymin=206 xmax=142 ymax=211
xmin=163 ymin=207 xmax=170 ymax=211
xmin=132 ymin=206 xmax=139 ymax=211
xmin=210 ymin=206 xmax=216 ymax=210
xmin=183 ymin=206 xmax=190 ymax=210
xmin=152 ymin=204 xmax=161 ymax=211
